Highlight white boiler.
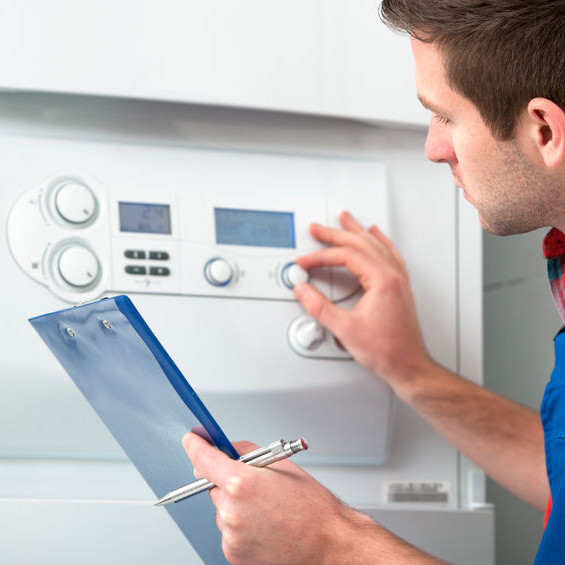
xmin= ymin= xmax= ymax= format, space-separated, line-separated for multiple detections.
xmin=0 ymin=2 xmax=493 ymax=563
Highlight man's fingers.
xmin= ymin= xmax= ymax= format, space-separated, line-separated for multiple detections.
xmin=315 ymin=210 xmax=366 ymax=237
xmin=302 ymin=225 xmax=393 ymax=276
xmin=296 ymin=247 xmax=346 ymax=270
xmin=294 ymin=282 xmax=347 ymax=331
xmin=368 ymin=225 xmax=405 ymax=268
xmin=297 ymin=247 xmax=383 ymax=291
xmin=339 ymin=210 xmax=366 ymax=233
xmin=183 ymin=432 xmax=244 ymax=488
xmin=310 ymin=212 xmax=385 ymax=245
xmin=309 ymin=222 xmax=359 ymax=248
xmin=297 ymin=246 xmax=374 ymax=276
xmin=232 ymin=440 xmax=260 ymax=457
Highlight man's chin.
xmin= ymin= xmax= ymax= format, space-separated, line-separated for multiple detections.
xmin=478 ymin=214 xmax=533 ymax=237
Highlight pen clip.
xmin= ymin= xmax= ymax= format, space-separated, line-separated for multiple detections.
xmin=237 ymin=439 xmax=284 ymax=463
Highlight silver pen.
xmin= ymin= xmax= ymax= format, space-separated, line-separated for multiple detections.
xmin=154 ymin=437 xmax=308 ymax=507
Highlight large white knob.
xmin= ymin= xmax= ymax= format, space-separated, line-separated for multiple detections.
xmin=281 ymin=262 xmax=309 ymax=290
xmin=295 ymin=319 xmax=326 ymax=350
xmin=204 ymin=257 xmax=234 ymax=287
xmin=57 ymin=245 xmax=100 ymax=288
xmin=54 ymin=181 xmax=97 ymax=225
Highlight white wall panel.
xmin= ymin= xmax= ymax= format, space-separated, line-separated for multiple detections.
xmin=0 ymin=0 xmax=427 ymax=125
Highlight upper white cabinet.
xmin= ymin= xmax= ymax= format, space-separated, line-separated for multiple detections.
xmin=0 ymin=0 xmax=428 ymax=126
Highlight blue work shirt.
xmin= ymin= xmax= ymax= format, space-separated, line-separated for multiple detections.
xmin=535 ymin=329 xmax=565 ymax=563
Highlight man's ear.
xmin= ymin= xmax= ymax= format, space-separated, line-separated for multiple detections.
xmin=525 ymin=98 xmax=565 ymax=169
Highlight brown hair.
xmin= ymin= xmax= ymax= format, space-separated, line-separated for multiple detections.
xmin=379 ymin=0 xmax=565 ymax=139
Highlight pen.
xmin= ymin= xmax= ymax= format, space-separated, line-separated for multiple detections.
xmin=154 ymin=437 xmax=308 ymax=507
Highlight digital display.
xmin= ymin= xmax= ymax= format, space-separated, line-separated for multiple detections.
xmin=214 ymin=208 xmax=295 ymax=248
xmin=119 ymin=202 xmax=171 ymax=234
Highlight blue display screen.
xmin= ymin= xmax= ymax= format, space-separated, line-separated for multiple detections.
xmin=214 ymin=208 xmax=295 ymax=248
xmin=119 ymin=202 xmax=171 ymax=234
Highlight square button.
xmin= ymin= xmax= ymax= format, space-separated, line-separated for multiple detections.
xmin=149 ymin=266 xmax=170 ymax=276
xmin=149 ymin=251 xmax=169 ymax=261
xmin=125 ymin=250 xmax=146 ymax=259
xmin=125 ymin=265 xmax=147 ymax=275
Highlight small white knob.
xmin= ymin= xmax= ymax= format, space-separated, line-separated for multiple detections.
xmin=295 ymin=320 xmax=326 ymax=350
xmin=54 ymin=181 xmax=97 ymax=224
xmin=204 ymin=258 xmax=234 ymax=286
xmin=57 ymin=245 xmax=100 ymax=288
xmin=281 ymin=262 xmax=309 ymax=290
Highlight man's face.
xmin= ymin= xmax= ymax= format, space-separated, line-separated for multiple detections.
xmin=412 ymin=38 xmax=559 ymax=235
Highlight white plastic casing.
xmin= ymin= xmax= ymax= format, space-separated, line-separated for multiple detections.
xmin=6 ymin=148 xmax=392 ymax=467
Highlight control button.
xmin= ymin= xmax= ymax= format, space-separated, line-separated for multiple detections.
xmin=281 ymin=262 xmax=309 ymax=290
xmin=288 ymin=315 xmax=352 ymax=359
xmin=57 ymin=245 xmax=100 ymax=288
xmin=204 ymin=258 xmax=234 ymax=287
xmin=54 ymin=181 xmax=97 ymax=225
xmin=149 ymin=251 xmax=170 ymax=261
xmin=294 ymin=319 xmax=326 ymax=350
xmin=125 ymin=250 xmax=146 ymax=259
xmin=125 ymin=265 xmax=147 ymax=275
xmin=149 ymin=266 xmax=170 ymax=276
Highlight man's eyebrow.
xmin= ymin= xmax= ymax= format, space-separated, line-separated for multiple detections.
xmin=417 ymin=94 xmax=453 ymax=121
xmin=417 ymin=94 xmax=437 ymax=112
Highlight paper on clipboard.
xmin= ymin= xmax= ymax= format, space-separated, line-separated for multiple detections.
xmin=29 ymin=294 xmax=237 ymax=565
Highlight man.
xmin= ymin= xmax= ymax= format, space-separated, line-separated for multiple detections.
xmin=185 ymin=1 xmax=565 ymax=562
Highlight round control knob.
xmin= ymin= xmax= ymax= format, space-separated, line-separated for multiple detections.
xmin=57 ymin=245 xmax=100 ymax=288
xmin=204 ymin=257 xmax=234 ymax=287
xmin=54 ymin=181 xmax=97 ymax=225
xmin=281 ymin=262 xmax=309 ymax=290
xmin=295 ymin=319 xmax=326 ymax=350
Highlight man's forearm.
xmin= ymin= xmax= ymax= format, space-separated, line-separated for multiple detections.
xmin=326 ymin=508 xmax=448 ymax=565
xmin=396 ymin=360 xmax=549 ymax=511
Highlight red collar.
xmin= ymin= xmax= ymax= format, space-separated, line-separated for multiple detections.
xmin=543 ymin=228 xmax=565 ymax=259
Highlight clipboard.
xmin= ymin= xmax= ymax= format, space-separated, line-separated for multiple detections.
xmin=29 ymin=295 xmax=238 ymax=565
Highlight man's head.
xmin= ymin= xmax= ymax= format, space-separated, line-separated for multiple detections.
xmin=380 ymin=0 xmax=565 ymax=235
xmin=380 ymin=0 xmax=565 ymax=141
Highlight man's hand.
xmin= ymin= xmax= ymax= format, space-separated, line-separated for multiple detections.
xmin=184 ymin=433 xmax=359 ymax=564
xmin=294 ymin=211 xmax=432 ymax=397
xmin=183 ymin=432 xmax=444 ymax=565
xmin=295 ymin=213 xmax=551 ymax=511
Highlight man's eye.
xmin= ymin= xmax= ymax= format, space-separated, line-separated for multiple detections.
xmin=434 ymin=114 xmax=451 ymax=125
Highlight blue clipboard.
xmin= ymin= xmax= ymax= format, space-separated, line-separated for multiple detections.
xmin=29 ymin=295 xmax=238 ymax=564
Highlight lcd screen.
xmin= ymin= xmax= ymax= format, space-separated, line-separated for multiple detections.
xmin=214 ymin=208 xmax=295 ymax=248
xmin=119 ymin=202 xmax=171 ymax=234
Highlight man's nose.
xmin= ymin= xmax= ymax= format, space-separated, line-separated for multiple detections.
xmin=425 ymin=121 xmax=457 ymax=164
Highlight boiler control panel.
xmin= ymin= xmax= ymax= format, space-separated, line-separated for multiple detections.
xmin=7 ymin=158 xmax=388 ymax=306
